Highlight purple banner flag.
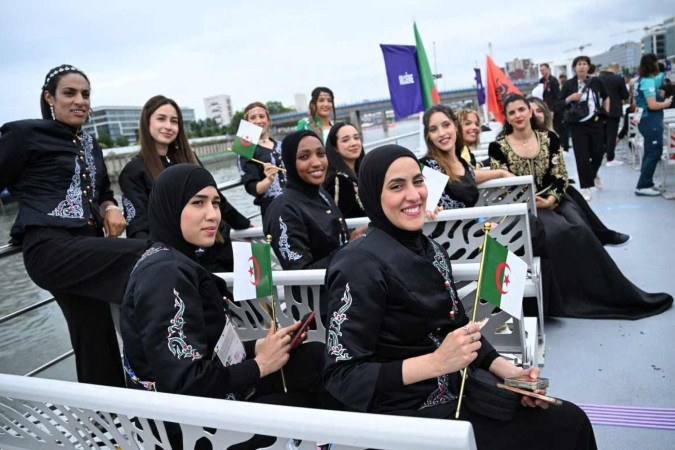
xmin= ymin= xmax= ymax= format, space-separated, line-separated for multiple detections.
xmin=380 ymin=44 xmax=424 ymax=120
xmin=474 ymin=68 xmax=486 ymax=106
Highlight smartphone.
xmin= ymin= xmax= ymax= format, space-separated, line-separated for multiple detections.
xmin=504 ymin=375 xmax=549 ymax=391
xmin=289 ymin=311 xmax=315 ymax=350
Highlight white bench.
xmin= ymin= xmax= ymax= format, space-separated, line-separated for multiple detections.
xmin=475 ymin=175 xmax=537 ymax=214
xmin=0 ymin=373 xmax=477 ymax=450
xmin=228 ymin=203 xmax=543 ymax=367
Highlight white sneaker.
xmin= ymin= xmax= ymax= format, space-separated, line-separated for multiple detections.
xmin=606 ymin=160 xmax=624 ymax=167
xmin=594 ymin=176 xmax=603 ymax=190
xmin=634 ymin=187 xmax=660 ymax=196
xmin=582 ymin=188 xmax=592 ymax=201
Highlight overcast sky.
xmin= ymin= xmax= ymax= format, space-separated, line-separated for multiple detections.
xmin=0 ymin=1 xmax=670 ymax=124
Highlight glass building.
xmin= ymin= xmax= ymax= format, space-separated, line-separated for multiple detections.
xmin=83 ymin=105 xmax=195 ymax=144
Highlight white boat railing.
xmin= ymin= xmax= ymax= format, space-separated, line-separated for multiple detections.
xmin=0 ymin=373 xmax=477 ymax=450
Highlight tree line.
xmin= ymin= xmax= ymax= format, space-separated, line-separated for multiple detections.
xmin=97 ymin=101 xmax=294 ymax=148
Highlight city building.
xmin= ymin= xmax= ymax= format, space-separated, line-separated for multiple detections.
xmin=641 ymin=16 xmax=675 ymax=61
xmin=591 ymin=42 xmax=642 ymax=72
xmin=505 ymin=58 xmax=538 ymax=81
xmin=294 ymin=93 xmax=308 ymax=113
xmin=83 ymin=105 xmax=195 ymax=144
xmin=203 ymin=95 xmax=233 ymax=126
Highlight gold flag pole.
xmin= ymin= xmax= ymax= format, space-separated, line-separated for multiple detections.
xmin=455 ymin=222 xmax=492 ymax=419
xmin=266 ymin=235 xmax=288 ymax=393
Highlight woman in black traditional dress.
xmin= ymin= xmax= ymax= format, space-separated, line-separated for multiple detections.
xmin=237 ymin=101 xmax=286 ymax=217
xmin=121 ymin=164 xmax=336 ymax=449
xmin=323 ymin=122 xmax=366 ymax=218
xmin=119 ymin=95 xmax=252 ymax=272
xmin=489 ymin=94 xmax=672 ymax=319
xmin=0 ymin=64 xmax=147 ymax=386
xmin=323 ymin=145 xmax=597 ymax=450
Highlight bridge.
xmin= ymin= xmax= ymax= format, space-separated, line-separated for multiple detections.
xmin=270 ymin=81 xmax=538 ymax=129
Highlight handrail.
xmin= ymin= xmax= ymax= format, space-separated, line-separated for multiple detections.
xmin=0 ymin=180 xmax=254 ymax=377
xmin=363 ymin=130 xmax=419 ymax=150
xmin=0 ymin=297 xmax=55 ymax=325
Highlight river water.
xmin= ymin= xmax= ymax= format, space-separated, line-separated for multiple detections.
xmin=0 ymin=120 xmax=420 ymax=377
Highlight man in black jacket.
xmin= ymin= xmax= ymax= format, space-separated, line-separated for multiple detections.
xmin=599 ymin=63 xmax=629 ymax=166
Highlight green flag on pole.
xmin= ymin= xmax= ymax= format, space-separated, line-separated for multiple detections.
xmin=414 ymin=22 xmax=440 ymax=109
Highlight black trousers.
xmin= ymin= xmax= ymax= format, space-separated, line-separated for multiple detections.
xmin=568 ymin=118 xmax=605 ymax=188
xmin=22 ymin=225 xmax=146 ymax=386
xmin=553 ymin=114 xmax=568 ymax=151
xmin=604 ymin=116 xmax=621 ymax=161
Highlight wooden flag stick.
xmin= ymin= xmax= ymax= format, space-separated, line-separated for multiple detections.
xmin=227 ymin=150 xmax=287 ymax=171
xmin=455 ymin=222 xmax=492 ymax=419
xmin=266 ymin=235 xmax=288 ymax=393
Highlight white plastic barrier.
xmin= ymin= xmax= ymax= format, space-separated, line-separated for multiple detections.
xmin=0 ymin=374 xmax=477 ymax=450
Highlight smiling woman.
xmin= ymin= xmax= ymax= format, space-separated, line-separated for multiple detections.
xmin=263 ymin=130 xmax=353 ymax=319
xmin=0 ymin=64 xmax=147 ymax=387
xmin=118 ymin=95 xmax=252 ymax=272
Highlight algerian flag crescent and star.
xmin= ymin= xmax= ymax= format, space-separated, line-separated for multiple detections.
xmin=478 ymin=235 xmax=527 ymax=319
xmin=232 ymin=242 xmax=274 ymax=301
xmin=231 ymin=119 xmax=263 ymax=160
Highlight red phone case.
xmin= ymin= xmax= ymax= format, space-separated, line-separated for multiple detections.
xmin=289 ymin=312 xmax=315 ymax=350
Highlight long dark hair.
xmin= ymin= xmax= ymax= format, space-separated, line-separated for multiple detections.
xmin=501 ymin=94 xmax=538 ymax=135
xmin=422 ymin=104 xmax=465 ymax=181
xmin=325 ymin=122 xmax=364 ymax=182
xmin=137 ymin=95 xmax=198 ymax=179
xmin=40 ymin=64 xmax=90 ymax=120
xmin=309 ymin=87 xmax=336 ymax=122
xmin=638 ymin=53 xmax=659 ymax=77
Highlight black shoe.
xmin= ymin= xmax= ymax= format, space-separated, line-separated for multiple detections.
xmin=605 ymin=232 xmax=631 ymax=247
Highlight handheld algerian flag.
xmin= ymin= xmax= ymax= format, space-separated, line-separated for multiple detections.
xmin=232 ymin=242 xmax=274 ymax=301
xmin=231 ymin=119 xmax=263 ymax=160
xmin=478 ymin=235 xmax=526 ymax=319
xmin=420 ymin=163 xmax=449 ymax=213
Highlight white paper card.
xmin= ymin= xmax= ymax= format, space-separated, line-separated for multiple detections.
xmin=213 ymin=320 xmax=246 ymax=367
xmin=422 ymin=165 xmax=450 ymax=212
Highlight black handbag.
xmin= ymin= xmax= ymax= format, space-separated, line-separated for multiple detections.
xmin=564 ymin=84 xmax=590 ymax=123
xmin=463 ymin=368 xmax=521 ymax=421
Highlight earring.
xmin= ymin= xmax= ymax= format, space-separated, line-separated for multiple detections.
xmin=49 ymin=104 xmax=55 ymax=120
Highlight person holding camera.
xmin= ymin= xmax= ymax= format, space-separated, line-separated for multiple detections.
xmin=633 ymin=54 xmax=673 ymax=196
xmin=557 ymin=56 xmax=609 ymax=201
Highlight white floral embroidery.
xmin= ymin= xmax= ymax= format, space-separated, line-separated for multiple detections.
xmin=319 ymin=191 xmax=332 ymax=208
xmin=167 ymin=289 xmax=203 ymax=361
xmin=48 ymin=157 xmax=84 ymax=218
xmin=421 ymin=333 xmax=456 ymax=409
xmin=81 ymin=131 xmax=97 ymax=198
xmin=131 ymin=246 xmax=169 ymax=273
xmin=122 ymin=195 xmax=136 ymax=223
xmin=327 ymin=283 xmax=353 ymax=361
xmin=278 ymin=217 xmax=302 ymax=261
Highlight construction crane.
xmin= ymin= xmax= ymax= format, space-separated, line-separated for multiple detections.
xmin=564 ymin=43 xmax=592 ymax=53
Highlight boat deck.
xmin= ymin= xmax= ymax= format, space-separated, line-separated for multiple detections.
xmin=544 ymin=149 xmax=675 ymax=449
xmin=0 ymin=138 xmax=674 ymax=449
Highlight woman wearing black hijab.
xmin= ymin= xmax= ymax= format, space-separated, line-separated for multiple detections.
xmin=323 ymin=145 xmax=596 ymax=450
xmin=121 ymin=164 xmax=336 ymax=449
xmin=263 ymin=130 xmax=350 ymax=272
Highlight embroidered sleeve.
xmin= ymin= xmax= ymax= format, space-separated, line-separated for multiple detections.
xmin=119 ymin=161 xmax=150 ymax=238
xmin=129 ymin=257 xmax=260 ymax=397
xmin=323 ymin=248 xmax=390 ymax=412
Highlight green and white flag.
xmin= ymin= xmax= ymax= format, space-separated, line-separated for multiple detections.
xmin=478 ymin=235 xmax=526 ymax=319
xmin=232 ymin=242 xmax=274 ymax=301
xmin=231 ymin=119 xmax=262 ymax=159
